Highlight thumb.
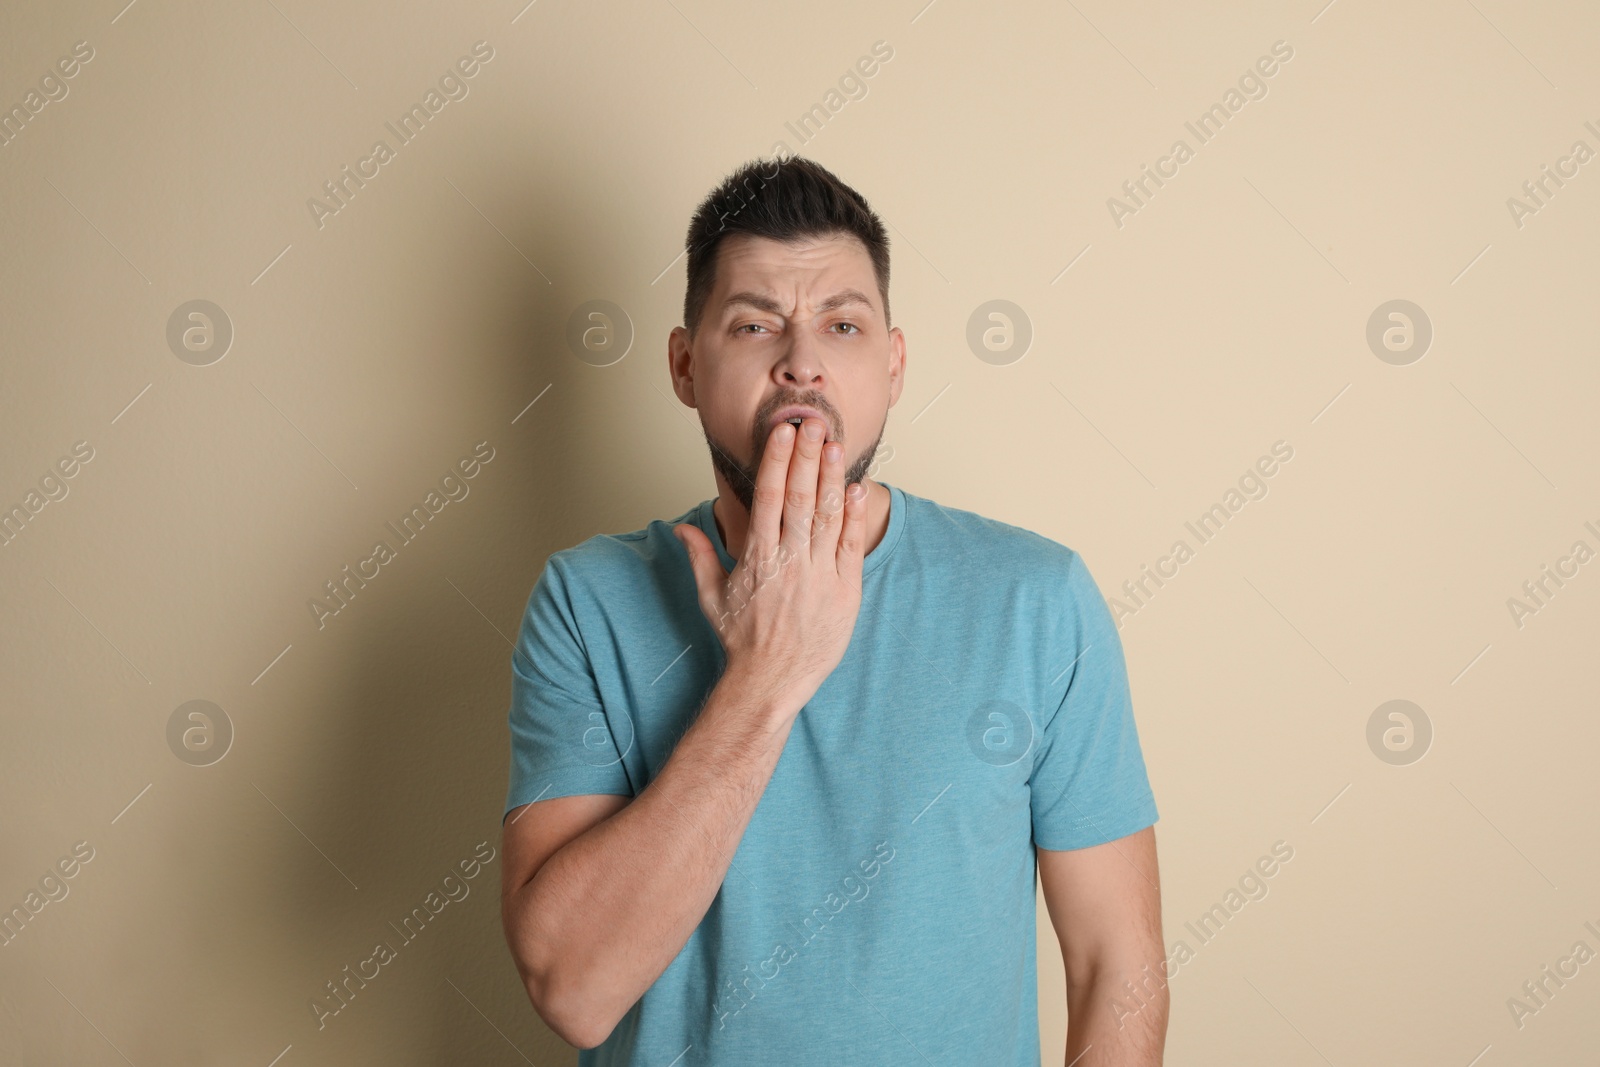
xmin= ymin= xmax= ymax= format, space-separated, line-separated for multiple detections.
xmin=673 ymin=523 xmax=726 ymax=596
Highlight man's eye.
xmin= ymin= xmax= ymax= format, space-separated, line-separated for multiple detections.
xmin=833 ymin=322 xmax=860 ymax=334
xmin=737 ymin=323 xmax=767 ymax=334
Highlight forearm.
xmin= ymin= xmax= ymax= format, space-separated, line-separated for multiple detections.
xmin=507 ymin=667 xmax=796 ymax=1046
xmin=1064 ymin=960 xmax=1168 ymax=1066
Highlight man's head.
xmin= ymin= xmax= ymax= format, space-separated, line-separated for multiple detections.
xmin=668 ymin=157 xmax=905 ymax=514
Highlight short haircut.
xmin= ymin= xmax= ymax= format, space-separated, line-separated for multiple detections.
xmin=682 ymin=155 xmax=891 ymax=339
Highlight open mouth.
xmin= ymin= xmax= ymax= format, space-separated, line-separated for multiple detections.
xmin=768 ymin=406 xmax=832 ymax=441
xmin=772 ymin=408 xmax=825 ymax=430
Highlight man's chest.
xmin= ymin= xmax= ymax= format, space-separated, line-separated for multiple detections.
xmin=596 ymin=594 xmax=1062 ymax=849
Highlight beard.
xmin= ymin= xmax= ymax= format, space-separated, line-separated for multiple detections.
xmin=702 ymin=398 xmax=886 ymax=516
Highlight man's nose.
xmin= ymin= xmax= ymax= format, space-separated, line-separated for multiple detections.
xmin=773 ymin=329 xmax=824 ymax=386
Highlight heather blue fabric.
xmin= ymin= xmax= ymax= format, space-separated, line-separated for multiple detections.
xmin=504 ymin=481 xmax=1159 ymax=1066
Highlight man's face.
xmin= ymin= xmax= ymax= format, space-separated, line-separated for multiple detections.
xmin=669 ymin=232 xmax=905 ymax=514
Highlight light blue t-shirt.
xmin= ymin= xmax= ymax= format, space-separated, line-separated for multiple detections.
xmin=504 ymin=481 xmax=1159 ymax=1066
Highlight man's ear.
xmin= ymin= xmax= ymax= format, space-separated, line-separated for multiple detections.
xmin=886 ymin=325 xmax=907 ymax=408
xmin=668 ymin=325 xmax=697 ymax=409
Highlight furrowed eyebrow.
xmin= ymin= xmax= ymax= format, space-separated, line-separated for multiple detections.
xmin=722 ymin=288 xmax=876 ymax=319
xmin=722 ymin=291 xmax=786 ymax=316
xmin=813 ymin=288 xmax=875 ymax=315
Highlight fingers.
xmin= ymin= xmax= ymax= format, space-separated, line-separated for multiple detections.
xmin=835 ymin=482 xmax=868 ymax=583
xmin=811 ymin=437 xmax=847 ymax=566
xmin=781 ymin=417 xmax=826 ymax=556
xmin=749 ymin=421 xmax=796 ymax=553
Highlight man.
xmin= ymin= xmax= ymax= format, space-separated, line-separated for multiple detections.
xmin=500 ymin=156 xmax=1167 ymax=1065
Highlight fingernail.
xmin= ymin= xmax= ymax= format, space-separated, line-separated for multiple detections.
xmin=803 ymin=420 xmax=823 ymax=440
xmin=825 ymin=443 xmax=841 ymax=463
xmin=777 ymin=423 xmax=795 ymax=442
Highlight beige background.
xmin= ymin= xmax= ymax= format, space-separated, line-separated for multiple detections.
xmin=3 ymin=0 xmax=1597 ymax=1063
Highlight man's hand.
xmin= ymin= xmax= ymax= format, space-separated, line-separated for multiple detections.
xmin=675 ymin=416 xmax=868 ymax=713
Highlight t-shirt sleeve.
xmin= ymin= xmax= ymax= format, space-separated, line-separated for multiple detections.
xmin=504 ymin=555 xmax=635 ymax=824
xmin=1029 ymin=550 xmax=1159 ymax=851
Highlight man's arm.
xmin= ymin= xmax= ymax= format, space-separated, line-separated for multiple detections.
xmin=499 ymin=415 xmax=867 ymax=1049
xmin=501 ymin=669 xmax=797 ymax=1049
xmin=1038 ymin=825 xmax=1167 ymax=1066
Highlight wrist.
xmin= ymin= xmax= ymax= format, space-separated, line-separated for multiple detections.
xmin=715 ymin=662 xmax=803 ymax=726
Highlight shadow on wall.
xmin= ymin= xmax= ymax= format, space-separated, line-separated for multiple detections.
xmin=247 ymin=171 xmax=616 ymax=1063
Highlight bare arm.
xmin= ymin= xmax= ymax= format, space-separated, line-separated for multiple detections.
xmin=1038 ymin=825 xmax=1167 ymax=1066
xmin=501 ymin=667 xmax=797 ymax=1048
xmin=500 ymin=413 xmax=867 ymax=1049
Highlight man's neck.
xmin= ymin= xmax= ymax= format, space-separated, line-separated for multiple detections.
xmin=712 ymin=478 xmax=891 ymax=565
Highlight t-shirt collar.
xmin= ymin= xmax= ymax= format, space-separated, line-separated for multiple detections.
xmin=696 ymin=481 xmax=906 ymax=579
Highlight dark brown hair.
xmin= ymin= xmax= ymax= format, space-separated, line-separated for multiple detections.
xmin=682 ymin=155 xmax=891 ymax=339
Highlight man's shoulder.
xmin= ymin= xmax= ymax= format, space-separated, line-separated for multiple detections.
xmin=901 ymin=486 xmax=1084 ymax=577
xmin=537 ymin=501 xmax=700 ymax=592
